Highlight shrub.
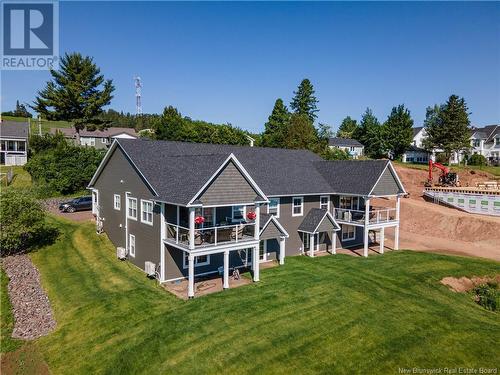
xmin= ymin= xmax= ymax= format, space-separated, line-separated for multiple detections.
xmin=321 ymin=147 xmax=351 ymax=160
xmin=472 ymin=283 xmax=499 ymax=311
xmin=468 ymin=154 xmax=487 ymax=166
xmin=0 ymin=190 xmax=58 ymax=256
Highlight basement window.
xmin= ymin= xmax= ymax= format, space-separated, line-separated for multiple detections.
xmin=494 ymin=202 xmax=500 ymax=211
xmin=469 ymin=199 xmax=476 ymax=208
xmin=342 ymin=225 xmax=356 ymax=241
xmin=481 ymin=200 xmax=489 ymax=209
xmin=447 ymin=197 xmax=454 ymax=203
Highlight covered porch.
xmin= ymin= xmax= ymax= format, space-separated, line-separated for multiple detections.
xmin=298 ymin=208 xmax=340 ymax=257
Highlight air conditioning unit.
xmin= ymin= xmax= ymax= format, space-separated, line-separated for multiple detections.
xmin=116 ymin=247 xmax=127 ymax=260
xmin=145 ymin=261 xmax=156 ymax=277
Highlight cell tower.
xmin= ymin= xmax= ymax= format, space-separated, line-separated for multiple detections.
xmin=134 ymin=76 xmax=142 ymax=115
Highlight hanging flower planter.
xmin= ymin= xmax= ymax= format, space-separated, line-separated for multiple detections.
xmin=194 ymin=216 xmax=205 ymax=225
xmin=246 ymin=211 xmax=257 ymax=220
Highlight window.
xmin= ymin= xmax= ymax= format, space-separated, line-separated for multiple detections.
xmin=340 ymin=196 xmax=353 ymax=210
xmin=469 ymin=199 xmax=476 ymax=208
xmin=183 ymin=253 xmax=211 ymax=268
xmin=141 ymin=200 xmax=154 ymax=225
xmin=268 ymin=198 xmax=280 ymax=218
xmin=259 ymin=240 xmax=267 ymax=261
xmin=447 ymin=197 xmax=454 ymax=203
xmin=292 ymin=197 xmax=304 ymax=217
xmin=101 ymin=138 xmax=108 ymax=144
xmin=129 ymin=234 xmax=136 ymax=257
xmin=320 ymin=196 xmax=329 ymax=211
xmin=7 ymin=141 xmax=15 ymax=151
xmin=114 ymin=194 xmax=121 ymax=210
xmin=0 ymin=141 xmax=5 ymax=151
xmin=342 ymin=225 xmax=356 ymax=241
xmin=17 ymin=141 xmax=26 ymax=152
xmin=494 ymin=202 xmax=500 ymax=211
xmin=194 ymin=207 xmax=215 ymax=228
xmin=232 ymin=205 xmax=245 ymax=220
xmin=90 ymin=138 xmax=95 ymax=146
xmin=302 ymin=233 xmax=309 ymax=250
xmin=481 ymin=200 xmax=489 ymax=209
xmin=472 ymin=139 xmax=481 ymax=147
xmin=127 ymin=197 xmax=137 ymax=220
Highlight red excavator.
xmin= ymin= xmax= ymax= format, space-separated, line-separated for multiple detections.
xmin=426 ymin=160 xmax=460 ymax=187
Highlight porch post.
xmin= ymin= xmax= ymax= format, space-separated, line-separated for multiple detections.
xmin=252 ymin=246 xmax=260 ymax=282
xmin=364 ymin=198 xmax=370 ymax=257
xmin=279 ymin=236 xmax=285 ymax=265
xmin=160 ymin=203 xmax=166 ymax=282
xmin=223 ymin=250 xmax=229 ymax=289
xmin=332 ymin=231 xmax=337 ymax=255
xmin=254 ymin=203 xmax=260 ymax=240
xmin=380 ymin=227 xmax=385 ymax=254
xmin=188 ymin=253 xmax=195 ymax=299
xmin=395 ymin=195 xmax=401 ymax=250
xmin=310 ymin=233 xmax=315 ymax=257
xmin=189 ymin=207 xmax=195 ymax=250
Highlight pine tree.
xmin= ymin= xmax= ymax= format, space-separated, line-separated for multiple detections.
xmin=284 ymin=113 xmax=318 ymax=150
xmin=384 ymin=104 xmax=414 ymax=159
xmin=261 ymin=99 xmax=290 ymax=148
xmin=31 ymin=52 xmax=114 ymax=132
xmin=290 ymin=79 xmax=319 ymax=123
xmin=337 ymin=116 xmax=358 ymax=138
xmin=355 ymin=108 xmax=386 ymax=158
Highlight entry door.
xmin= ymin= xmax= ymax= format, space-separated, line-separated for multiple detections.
xmin=259 ymin=240 xmax=268 ymax=262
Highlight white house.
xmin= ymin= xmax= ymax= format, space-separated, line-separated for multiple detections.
xmin=328 ymin=137 xmax=364 ymax=159
xmin=0 ymin=120 xmax=29 ymax=166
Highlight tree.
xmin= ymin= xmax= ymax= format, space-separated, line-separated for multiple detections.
xmin=284 ymin=113 xmax=318 ymax=150
xmin=2 ymin=100 xmax=33 ymax=118
xmin=384 ymin=104 xmax=414 ymax=160
xmin=290 ymin=79 xmax=319 ymax=123
xmin=31 ymin=52 xmax=115 ymax=132
xmin=355 ymin=108 xmax=386 ymax=158
xmin=321 ymin=147 xmax=351 ymax=160
xmin=337 ymin=116 xmax=358 ymax=138
xmin=317 ymin=123 xmax=334 ymax=142
xmin=423 ymin=95 xmax=471 ymax=163
xmin=0 ymin=189 xmax=58 ymax=256
xmin=261 ymin=99 xmax=290 ymax=148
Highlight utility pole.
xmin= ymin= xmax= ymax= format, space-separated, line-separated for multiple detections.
xmin=134 ymin=76 xmax=142 ymax=115
xmin=38 ymin=115 xmax=42 ymax=136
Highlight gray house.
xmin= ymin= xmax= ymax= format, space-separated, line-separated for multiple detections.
xmin=0 ymin=120 xmax=29 ymax=165
xmin=329 ymin=137 xmax=364 ymax=159
xmin=88 ymin=139 xmax=405 ymax=298
xmin=51 ymin=127 xmax=138 ymax=149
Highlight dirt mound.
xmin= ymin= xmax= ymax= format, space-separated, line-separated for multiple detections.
xmin=440 ymin=275 xmax=500 ymax=293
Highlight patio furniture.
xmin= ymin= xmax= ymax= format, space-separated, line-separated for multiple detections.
xmin=231 ymin=225 xmax=244 ymax=240
xmin=217 ymin=228 xmax=232 ymax=242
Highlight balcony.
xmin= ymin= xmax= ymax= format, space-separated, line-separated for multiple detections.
xmin=334 ymin=208 xmax=397 ymax=225
xmin=164 ymin=222 xmax=256 ymax=249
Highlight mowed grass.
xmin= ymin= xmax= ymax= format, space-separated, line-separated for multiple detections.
xmin=0 ymin=268 xmax=21 ymax=353
xmin=0 ymin=165 xmax=32 ymax=189
xmin=8 ymin=217 xmax=499 ymax=374
xmin=1 ymin=115 xmax=73 ymax=134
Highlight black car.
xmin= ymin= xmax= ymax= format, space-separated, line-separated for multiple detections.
xmin=59 ymin=196 xmax=93 ymax=213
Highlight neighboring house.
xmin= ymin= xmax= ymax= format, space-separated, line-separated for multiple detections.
xmin=469 ymin=125 xmax=500 ymax=165
xmin=51 ymin=127 xmax=138 ymax=149
xmin=402 ymin=127 xmax=430 ymax=163
xmin=329 ymin=137 xmax=364 ymax=159
xmin=88 ymin=139 xmax=405 ymax=298
xmin=0 ymin=120 xmax=29 ymax=166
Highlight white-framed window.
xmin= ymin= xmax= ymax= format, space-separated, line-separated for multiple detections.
xmin=259 ymin=240 xmax=268 ymax=262
xmin=302 ymin=232 xmax=310 ymax=250
xmin=101 ymin=137 xmax=108 ymax=144
xmin=232 ymin=205 xmax=245 ymax=220
xmin=195 ymin=207 xmax=215 ymax=228
xmin=292 ymin=197 xmax=304 ymax=217
xmin=268 ymin=198 xmax=280 ymax=218
xmin=183 ymin=253 xmax=211 ymax=269
xmin=129 ymin=234 xmax=136 ymax=257
xmin=90 ymin=138 xmax=95 ymax=146
xmin=141 ymin=200 xmax=154 ymax=225
xmin=342 ymin=225 xmax=356 ymax=241
xmin=127 ymin=197 xmax=137 ymax=220
xmin=320 ymin=196 xmax=330 ymax=211
xmin=113 ymin=194 xmax=121 ymax=210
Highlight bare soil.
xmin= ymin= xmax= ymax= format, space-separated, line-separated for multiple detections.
xmin=391 ymin=165 xmax=500 ymax=261
xmin=440 ymin=275 xmax=500 ymax=293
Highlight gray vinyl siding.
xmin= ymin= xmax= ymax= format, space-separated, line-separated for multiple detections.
xmin=93 ymin=146 xmax=161 ymax=272
xmin=371 ymin=167 xmax=403 ymax=196
xmin=260 ymin=220 xmax=283 ymax=240
xmin=197 ymin=161 xmax=262 ymax=206
xmin=316 ymin=215 xmax=337 ymax=233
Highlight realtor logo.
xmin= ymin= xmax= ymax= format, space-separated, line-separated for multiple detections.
xmin=1 ymin=1 xmax=59 ymax=70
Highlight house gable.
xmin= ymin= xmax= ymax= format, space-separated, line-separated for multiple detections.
xmin=260 ymin=218 xmax=287 ymax=240
xmin=370 ymin=164 xmax=405 ymax=196
xmin=315 ymin=213 xmax=339 ymax=233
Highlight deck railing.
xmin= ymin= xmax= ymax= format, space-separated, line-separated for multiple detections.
xmin=165 ymin=222 xmax=256 ymax=248
xmin=334 ymin=208 xmax=397 ymax=224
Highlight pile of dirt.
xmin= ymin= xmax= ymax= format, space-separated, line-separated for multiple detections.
xmin=440 ymin=275 xmax=500 ymax=293
xmin=2 ymin=255 xmax=56 ymax=340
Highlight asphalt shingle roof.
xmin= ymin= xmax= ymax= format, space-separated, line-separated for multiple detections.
xmin=412 ymin=127 xmax=423 ymax=137
xmin=0 ymin=121 xmax=29 ymax=139
xmin=106 ymin=139 xmax=398 ymax=205
xmin=329 ymin=137 xmax=364 ymax=147
xmin=297 ymin=208 xmax=338 ymax=233
xmin=51 ymin=127 xmax=137 ymax=138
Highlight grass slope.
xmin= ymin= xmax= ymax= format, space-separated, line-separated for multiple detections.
xmin=1 ymin=115 xmax=73 ymax=134
xmin=394 ymin=161 xmax=500 ymax=177
xmin=0 ymin=165 xmax=32 ymax=189
xmin=8 ymin=217 xmax=499 ymax=374
xmin=0 ymin=268 xmax=21 ymax=353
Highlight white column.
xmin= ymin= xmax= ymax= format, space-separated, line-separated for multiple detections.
xmin=189 ymin=207 xmax=195 ymax=250
xmin=160 ymin=204 xmax=166 ymax=282
xmin=380 ymin=227 xmax=385 ymax=254
xmin=364 ymin=198 xmax=370 ymax=257
xmin=395 ymin=195 xmax=401 ymax=251
xmin=310 ymin=233 xmax=315 ymax=257
xmin=279 ymin=237 xmax=285 ymax=265
xmin=188 ymin=253 xmax=194 ymax=299
xmin=254 ymin=203 xmax=260 ymax=240
xmin=252 ymin=246 xmax=260 ymax=282
xmin=223 ymin=250 xmax=229 ymax=289
xmin=332 ymin=231 xmax=337 ymax=255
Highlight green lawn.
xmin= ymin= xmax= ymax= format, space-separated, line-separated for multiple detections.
xmin=1 ymin=115 xmax=73 ymax=134
xmin=0 ymin=268 xmax=21 ymax=353
xmin=2 ymin=217 xmax=499 ymax=374
xmin=0 ymin=165 xmax=32 ymax=189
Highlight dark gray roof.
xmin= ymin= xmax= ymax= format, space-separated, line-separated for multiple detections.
xmin=412 ymin=127 xmax=423 ymax=137
xmin=0 ymin=121 xmax=29 ymax=139
xmin=329 ymin=137 xmax=363 ymax=147
xmin=298 ymin=208 xmax=338 ymax=233
xmin=314 ymin=159 xmax=390 ymax=195
xmin=259 ymin=213 xmax=273 ymax=230
xmin=471 ymin=125 xmax=499 ymax=143
xmin=51 ymin=127 xmax=137 ymax=138
xmin=92 ymin=139 xmax=402 ymax=204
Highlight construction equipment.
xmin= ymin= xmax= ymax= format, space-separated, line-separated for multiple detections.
xmin=426 ymin=160 xmax=460 ymax=187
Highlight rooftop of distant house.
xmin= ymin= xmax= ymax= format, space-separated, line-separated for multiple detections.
xmin=0 ymin=120 xmax=30 ymax=139
xmin=328 ymin=137 xmax=364 ymax=147
xmin=50 ymin=126 xmax=138 ymax=138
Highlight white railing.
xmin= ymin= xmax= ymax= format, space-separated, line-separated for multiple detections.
xmin=334 ymin=208 xmax=397 ymax=224
xmin=165 ymin=222 xmax=256 ymax=248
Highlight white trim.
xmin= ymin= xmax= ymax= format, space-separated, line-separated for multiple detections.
xmin=129 ymin=234 xmax=136 ymax=257
xmin=368 ymin=161 xmax=407 ymax=196
xmin=186 ymin=153 xmax=269 ymax=206
xmin=140 ymin=199 xmax=154 ymax=225
xmin=168 ymin=240 xmax=260 ymax=256
xmin=267 ymin=197 xmax=280 ymax=218
xmin=113 ymin=194 xmax=121 ymax=210
xmin=303 ymin=232 xmax=310 ymax=249
xmin=341 ymin=224 xmax=356 ymax=241
xmin=182 ymin=253 xmax=211 ymax=269
xmin=320 ymin=195 xmax=330 ymax=211
xmin=259 ymin=215 xmax=289 ymax=238
xmin=127 ymin=197 xmax=138 ymax=220
xmin=292 ymin=196 xmax=304 ymax=217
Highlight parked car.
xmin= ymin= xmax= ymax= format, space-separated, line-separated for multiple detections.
xmin=59 ymin=196 xmax=93 ymax=213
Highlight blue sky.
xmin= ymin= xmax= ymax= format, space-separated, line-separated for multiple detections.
xmin=1 ymin=1 xmax=499 ymax=133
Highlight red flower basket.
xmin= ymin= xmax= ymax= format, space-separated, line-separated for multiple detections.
xmin=194 ymin=216 xmax=205 ymax=225
xmin=246 ymin=211 xmax=257 ymax=220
